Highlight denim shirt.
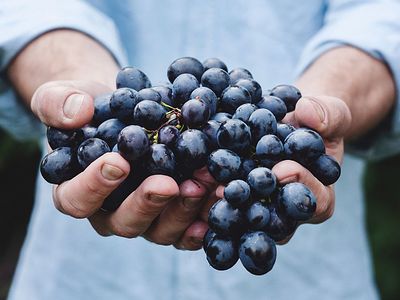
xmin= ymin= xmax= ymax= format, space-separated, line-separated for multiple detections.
xmin=2 ymin=1 xmax=400 ymax=299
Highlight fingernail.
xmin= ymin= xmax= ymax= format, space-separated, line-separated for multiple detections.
xmin=280 ymin=175 xmax=298 ymax=184
xmin=183 ymin=197 xmax=202 ymax=209
xmin=307 ymin=98 xmax=325 ymax=122
xmin=63 ymin=94 xmax=85 ymax=119
xmin=149 ymin=194 xmax=174 ymax=203
xmin=101 ymin=164 xmax=125 ymax=181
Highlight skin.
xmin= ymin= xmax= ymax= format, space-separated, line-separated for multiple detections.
xmin=7 ymin=30 xmax=396 ymax=248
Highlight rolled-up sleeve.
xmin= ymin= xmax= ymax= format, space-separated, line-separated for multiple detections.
xmin=0 ymin=0 xmax=127 ymax=140
xmin=295 ymin=0 xmax=400 ymax=161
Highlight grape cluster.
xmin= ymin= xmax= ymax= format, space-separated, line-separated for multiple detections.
xmin=40 ymin=57 xmax=341 ymax=275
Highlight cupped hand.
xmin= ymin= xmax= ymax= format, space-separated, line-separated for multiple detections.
xmin=32 ymin=80 xmax=216 ymax=250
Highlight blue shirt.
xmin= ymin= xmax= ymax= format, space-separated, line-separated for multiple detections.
xmin=1 ymin=1 xmax=400 ymax=299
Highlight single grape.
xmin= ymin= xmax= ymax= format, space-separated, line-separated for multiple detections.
xmin=265 ymin=205 xmax=298 ymax=242
xmin=78 ymin=125 xmax=97 ymax=141
xmin=248 ymin=109 xmax=277 ymax=143
xmin=235 ymin=79 xmax=262 ymax=104
xmin=190 ymin=87 xmax=218 ymax=115
xmin=110 ymin=88 xmax=139 ymax=122
xmin=255 ymin=134 xmax=284 ymax=168
xmin=246 ymin=201 xmax=271 ymax=231
xmin=40 ymin=147 xmax=80 ymax=184
xmin=116 ymin=67 xmax=151 ymax=91
xmin=239 ymin=231 xmax=276 ymax=275
xmin=172 ymin=73 xmax=200 ymax=106
xmin=201 ymin=68 xmax=230 ymax=97
xmin=92 ymin=93 xmax=113 ymax=126
xmin=117 ymin=125 xmax=150 ymax=162
xmin=208 ymin=198 xmax=245 ymax=237
xmin=202 ymin=120 xmax=221 ymax=150
xmin=232 ymin=103 xmax=258 ymax=124
xmin=77 ymin=138 xmax=110 ymax=169
xmin=220 ymin=86 xmax=252 ymax=114
xmin=207 ymin=149 xmax=242 ymax=183
xmin=276 ymin=123 xmax=296 ymax=142
xmin=96 ymin=118 xmax=126 ymax=147
xmin=229 ymin=67 xmax=253 ymax=84
xmin=158 ymin=125 xmax=180 ymax=148
xmin=136 ymin=88 xmax=161 ymax=103
xmin=181 ymin=98 xmax=210 ymax=128
xmin=308 ymin=154 xmax=341 ymax=185
xmin=167 ymin=56 xmax=204 ymax=83
xmin=257 ymin=95 xmax=287 ymax=121
xmin=211 ymin=112 xmax=232 ymax=123
xmin=144 ymin=144 xmax=176 ymax=176
xmin=217 ymin=119 xmax=251 ymax=154
xmin=46 ymin=127 xmax=82 ymax=149
xmin=247 ymin=167 xmax=277 ymax=198
xmin=224 ymin=179 xmax=251 ymax=208
xmin=203 ymin=58 xmax=228 ymax=72
xmin=206 ymin=235 xmax=239 ymax=271
xmin=269 ymin=84 xmax=301 ymax=112
xmin=133 ymin=100 xmax=167 ymax=130
xmin=152 ymin=85 xmax=175 ymax=107
xmin=240 ymin=158 xmax=257 ymax=179
xmin=203 ymin=229 xmax=217 ymax=251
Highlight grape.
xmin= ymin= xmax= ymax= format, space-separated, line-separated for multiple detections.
xmin=152 ymin=85 xmax=175 ymax=106
xmin=117 ymin=125 xmax=150 ymax=162
xmin=220 ymin=86 xmax=252 ymax=114
xmin=77 ymin=138 xmax=110 ymax=169
xmin=240 ymin=158 xmax=257 ymax=179
xmin=235 ymin=79 xmax=262 ymax=104
xmin=190 ymin=87 xmax=218 ymax=115
xmin=224 ymin=179 xmax=251 ymax=208
xmin=211 ymin=112 xmax=232 ymax=123
xmin=239 ymin=231 xmax=276 ymax=275
xmin=110 ymin=88 xmax=139 ymax=122
xmin=181 ymin=98 xmax=210 ymax=128
xmin=136 ymin=88 xmax=161 ymax=103
xmin=201 ymin=68 xmax=230 ymax=97
xmin=201 ymin=120 xmax=221 ymax=150
xmin=276 ymin=123 xmax=296 ymax=142
xmin=203 ymin=228 xmax=217 ymax=250
xmin=92 ymin=93 xmax=113 ymax=126
xmin=96 ymin=118 xmax=126 ymax=147
xmin=158 ymin=125 xmax=180 ymax=148
xmin=217 ymin=119 xmax=251 ymax=154
xmin=265 ymin=205 xmax=297 ymax=242
xmin=133 ymin=100 xmax=167 ymax=130
xmin=232 ymin=103 xmax=258 ymax=124
xmin=229 ymin=67 xmax=253 ymax=84
xmin=205 ymin=235 xmax=239 ymax=271
xmin=203 ymin=58 xmax=228 ymax=72
xmin=248 ymin=108 xmax=277 ymax=143
xmin=247 ymin=167 xmax=277 ymax=198
xmin=308 ymin=154 xmax=341 ymax=185
xmin=270 ymin=84 xmax=302 ymax=112
xmin=245 ymin=201 xmax=271 ymax=231
xmin=47 ymin=127 xmax=82 ymax=150
xmin=116 ymin=67 xmax=151 ymax=91
xmin=79 ymin=125 xmax=97 ymax=141
xmin=172 ymin=73 xmax=200 ymax=106
xmin=167 ymin=56 xmax=204 ymax=83
xmin=208 ymin=198 xmax=245 ymax=237
xmin=208 ymin=149 xmax=242 ymax=182
xmin=257 ymin=95 xmax=287 ymax=121
xmin=144 ymin=144 xmax=176 ymax=176
xmin=255 ymin=134 xmax=284 ymax=168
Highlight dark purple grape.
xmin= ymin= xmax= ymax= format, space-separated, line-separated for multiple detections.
xmin=229 ymin=68 xmax=253 ymax=84
xmin=203 ymin=58 xmax=228 ymax=72
xmin=265 ymin=205 xmax=297 ymax=242
xmin=278 ymin=182 xmax=316 ymax=221
xmin=206 ymin=235 xmax=238 ymax=271
xmin=255 ymin=134 xmax=284 ymax=168
xmin=239 ymin=231 xmax=276 ymax=275
xmin=117 ymin=125 xmax=150 ymax=162
xmin=276 ymin=123 xmax=296 ymax=142
xmin=40 ymin=147 xmax=80 ymax=184
xmin=211 ymin=112 xmax=232 ymax=123
xmin=181 ymin=99 xmax=210 ymax=128
xmin=201 ymin=68 xmax=230 ymax=97
xmin=190 ymin=87 xmax=218 ymax=115
xmin=203 ymin=229 xmax=217 ymax=251
xmin=77 ymin=138 xmax=110 ymax=169
xmin=79 ymin=125 xmax=97 ymax=141
xmin=202 ymin=120 xmax=221 ymax=150
xmin=235 ymin=79 xmax=262 ymax=104
xmin=283 ymin=128 xmax=325 ymax=165
xmin=224 ymin=179 xmax=251 ymax=208
xmin=158 ymin=125 xmax=180 ymax=148
xmin=232 ymin=103 xmax=258 ymax=124
xmin=144 ymin=144 xmax=176 ymax=176
xmin=172 ymin=73 xmax=200 ymax=106
xmin=133 ymin=100 xmax=167 ymax=130
xmin=207 ymin=149 xmax=242 ymax=183
xmin=270 ymin=84 xmax=301 ymax=112
xmin=46 ymin=127 xmax=82 ymax=149
xmin=247 ymin=167 xmax=276 ymax=198
xmin=257 ymin=95 xmax=287 ymax=121
xmin=152 ymin=85 xmax=175 ymax=107
xmin=220 ymin=86 xmax=252 ymax=114
xmin=92 ymin=93 xmax=113 ymax=126
xmin=96 ymin=118 xmax=126 ymax=147
xmin=217 ymin=119 xmax=251 ymax=154
xmin=248 ymin=109 xmax=277 ymax=143
xmin=174 ymin=129 xmax=210 ymax=170
xmin=136 ymin=88 xmax=161 ymax=103
xmin=246 ymin=201 xmax=271 ymax=230
xmin=116 ymin=67 xmax=151 ymax=91
xmin=110 ymin=88 xmax=139 ymax=122
xmin=167 ymin=57 xmax=204 ymax=83
xmin=240 ymin=158 xmax=257 ymax=179
xmin=308 ymin=154 xmax=341 ymax=185
xmin=208 ymin=198 xmax=245 ymax=236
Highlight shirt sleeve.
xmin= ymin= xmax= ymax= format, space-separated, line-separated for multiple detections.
xmin=295 ymin=0 xmax=400 ymax=161
xmin=0 ymin=0 xmax=127 ymax=141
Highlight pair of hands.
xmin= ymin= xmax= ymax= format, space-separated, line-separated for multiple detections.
xmin=31 ymin=80 xmax=351 ymax=249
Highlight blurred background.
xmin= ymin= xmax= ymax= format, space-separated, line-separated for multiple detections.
xmin=0 ymin=128 xmax=399 ymax=300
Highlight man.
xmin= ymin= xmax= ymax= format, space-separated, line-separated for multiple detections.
xmin=1 ymin=1 xmax=399 ymax=299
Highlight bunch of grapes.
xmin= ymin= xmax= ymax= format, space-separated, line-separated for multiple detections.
xmin=40 ymin=57 xmax=341 ymax=275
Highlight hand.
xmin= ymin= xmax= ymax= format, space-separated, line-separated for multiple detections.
xmin=32 ymin=80 xmax=216 ymax=250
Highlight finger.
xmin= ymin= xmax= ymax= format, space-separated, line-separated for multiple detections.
xmin=142 ymin=178 xmax=208 ymax=245
xmin=272 ymin=160 xmax=335 ymax=224
xmin=191 ymin=166 xmax=219 ymax=191
xmin=90 ymin=175 xmax=179 ymax=238
xmin=31 ymin=80 xmax=112 ymax=129
xmin=294 ymin=96 xmax=352 ymax=140
xmin=174 ymin=220 xmax=209 ymax=250
xmin=199 ymin=185 xmax=223 ymax=222
xmin=53 ymin=152 xmax=130 ymax=218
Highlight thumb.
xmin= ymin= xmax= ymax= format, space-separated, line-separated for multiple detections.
xmin=294 ymin=96 xmax=352 ymax=139
xmin=31 ymin=80 xmax=112 ymax=129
